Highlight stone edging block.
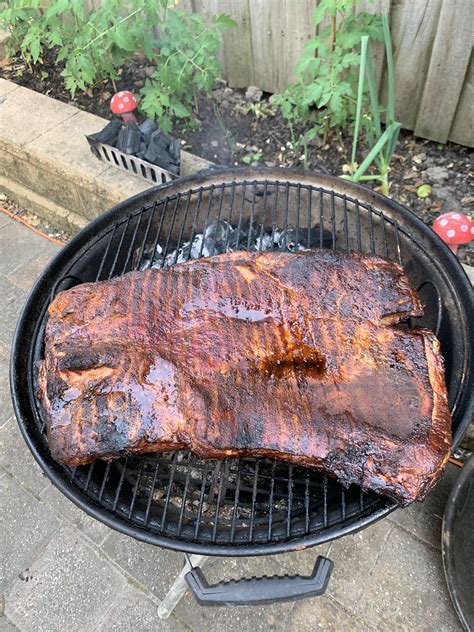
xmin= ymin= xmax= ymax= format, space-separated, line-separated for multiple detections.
xmin=0 ymin=79 xmax=211 ymax=232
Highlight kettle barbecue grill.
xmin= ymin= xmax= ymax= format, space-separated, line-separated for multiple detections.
xmin=10 ymin=168 xmax=474 ymax=611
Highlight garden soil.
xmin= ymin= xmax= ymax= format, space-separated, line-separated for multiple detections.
xmin=1 ymin=51 xmax=472 ymax=264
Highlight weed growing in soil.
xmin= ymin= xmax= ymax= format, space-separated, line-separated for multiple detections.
xmin=0 ymin=0 xmax=234 ymax=130
xmin=272 ymin=0 xmax=382 ymax=161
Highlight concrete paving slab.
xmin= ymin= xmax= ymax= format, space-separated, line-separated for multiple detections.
xmin=101 ymin=531 xmax=183 ymax=599
xmin=98 ymin=590 xmax=185 ymax=631
xmin=0 ymin=418 xmax=49 ymax=496
xmin=0 ymin=78 xmax=19 ymax=95
xmin=387 ymin=464 xmax=459 ymax=549
xmin=9 ymin=243 xmax=60 ymax=293
xmin=0 ymin=354 xmax=14 ymax=428
xmin=40 ymin=484 xmax=110 ymax=546
xmin=288 ymin=595 xmax=374 ymax=632
xmin=356 ymin=525 xmax=461 ymax=631
xmin=0 ymin=475 xmax=61 ymax=593
xmin=6 ymin=527 xmax=126 ymax=632
xmin=0 ymin=86 xmax=76 ymax=146
xmin=0 ymin=616 xmax=19 ymax=631
xmin=0 ymin=274 xmax=26 ymax=351
xmin=0 ymin=217 xmax=57 ymax=276
xmin=174 ymin=591 xmax=296 ymax=631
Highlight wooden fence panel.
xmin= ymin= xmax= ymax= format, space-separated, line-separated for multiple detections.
xmin=414 ymin=0 xmax=473 ymax=143
xmin=247 ymin=0 xmax=317 ymax=94
xmin=449 ymin=52 xmax=473 ymax=146
xmin=193 ymin=0 xmax=255 ymax=87
xmin=386 ymin=0 xmax=443 ymax=130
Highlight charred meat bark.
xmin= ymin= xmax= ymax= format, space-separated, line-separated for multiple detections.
xmin=37 ymin=250 xmax=452 ymax=505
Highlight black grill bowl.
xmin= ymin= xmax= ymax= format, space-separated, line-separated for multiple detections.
xmin=10 ymin=168 xmax=474 ymax=556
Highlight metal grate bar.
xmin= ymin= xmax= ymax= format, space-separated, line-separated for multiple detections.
xmin=307 ymin=187 xmax=312 ymax=249
xmin=267 ymin=461 xmax=276 ymax=539
xmin=304 ymin=473 xmax=310 ymax=533
xmin=235 ymin=182 xmax=246 ymax=249
xmin=173 ymin=193 xmax=192 ymax=266
xmin=160 ymin=453 xmax=178 ymax=529
xmin=248 ymin=461 xmax=260 ymax=541
xmin=136 ymin=203 xmax=157 ymax=269
xmin=84 ymin=462 xmax=95 ymax=492
xmin=162 ymin=194 xmax=181 ymax=260
xmin=368 ymin=206 xmax=376 ymax=253
xmin=194 ymin=462 xmax=211 ymax=540
xmin=394 ymin=220 xmax=403 ymax=265
xmin=341 ymin=488 xmax=347 ymax=521
xmin=295 ymin=184 xmax=301 ymax=247
xmin=355 ymin=199 xmax=362 ymax=251
xmin=122 ymin=210 xmax=144 ymax=273
xmin=286 ymin=466 xmax=294 ymax=537
xmin=380 ymin=212 xmax=389 ymax=257
xmin=177 ymin=454 xmax=193 ymax=536
xmin=319 ymin=188 xmax=324 ymax=248
xmin=198 ymin=185 xmax=215 ymax=258
xmin=246 ymin=182 xmax=257 ymax=250
xmin=230 ymin=466 xmax=242 ymax=543
xmin=212 ymin=461 xmax=230 ymax=542
xmin=330 ymin=191 xmax=336 ymax=250
xmin=150 ymin=198 xmax=169 ymax=267
xmin=187 ymin=189 xmax=204 ymax=257
xmin=112 ymin=458 xmax=129 ymax=511
xmin=98 ymin=462 xmax=111 ymax=501
xmin=96 ymin=224 xmax=118 ymax=281
xmin=110 ymin=217 xmax=131 ymax=278
xmin=127 ymin=459 xmax=145 ymax=519
xmin=144 ymin=460 xmax=161 ymax=524
xmin=282 ymin=183 xmax=290 ymax=248
xmin=323 ymin=476 xmax=328 ymax=528
xmin=342 ymin=195 xmax=349 ymax=252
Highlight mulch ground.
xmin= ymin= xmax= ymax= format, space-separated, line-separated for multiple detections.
xmin=1 ymin=51 xmax=472 ymax=264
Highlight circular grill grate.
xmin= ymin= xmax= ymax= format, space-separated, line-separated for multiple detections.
xmin=13 ymin=170 xmax=473 ymax=555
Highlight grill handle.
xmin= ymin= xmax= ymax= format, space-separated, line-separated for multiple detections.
xmin=185 ymin=555 xmax=333 ymax=607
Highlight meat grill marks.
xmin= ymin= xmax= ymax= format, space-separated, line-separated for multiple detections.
xmin=37 ymin=250 xmax=452 ymax=505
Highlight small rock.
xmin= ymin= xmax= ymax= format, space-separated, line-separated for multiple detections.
xmin=210 ymin=140 xmax=219 ymax=148
xmin=144 ymin=65 xmax=155 ymax=77
xmin=267 ymin=614 xmax=276 ymax=627
xmin=412 ymin=152 xmax=426 ymax=164
xmin=423 ymin=166 xmax=450 ymax=183
xmin=0 ymin=193 xmax=7 ymax=202
xmin=460 ymin=196 xmax=474 ymax=205
xmin=133 ymin=79 xmax=144 ymax=88
xmin=223 ymin=87 xmax=233 ymax=95
xmin=245 ymin=85 xmax=263 ymax=102
xmin=0 ymin=95 xmax=5 ymax=105
xmin=265 ymin=161 xmax=276 ymax=167
xmin=424 ymin=197 xmax=432 ymax=205
xmin=219 ymin=99 xmax=230 ymax=109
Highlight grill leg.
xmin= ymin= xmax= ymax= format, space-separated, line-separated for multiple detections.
xmin=158 ymin=554 xmax=209 ymax=619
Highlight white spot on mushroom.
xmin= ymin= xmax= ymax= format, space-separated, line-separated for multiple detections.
xmin=439 ymin=219 xmax=448 ymax=227
xmin=460 ymin=224 xmax=468 ymax=232
xmin=118 ymin=103 xmax=124 ymax=109
xmin=471 ymin=226 xmax=474 ymax=235
xmin=123 ymin=96 xmax=129 ymax=103
xmin=118 ymin=91 xmax=124 ymax=97
xmin=447 ymin=229 xmax=456 ymax=238
xmin=451 ymin=213 xmax=461 ymax=220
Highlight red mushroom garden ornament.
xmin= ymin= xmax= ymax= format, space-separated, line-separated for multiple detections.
xmin=432 ymin=212 xmax=474 ymax=254
xmin=110 ymin=91 xmax=138 ymax=123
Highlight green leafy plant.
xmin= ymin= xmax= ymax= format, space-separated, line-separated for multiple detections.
xmin=345 ymin=15 xmax=401 ymax=196
xmin=0 ymin=0 xmax=234 ymax=131
xmin=273 ymin=0 xmax=382 ymax=159
xmin=140 ymin=10 xmax=234 ymax=132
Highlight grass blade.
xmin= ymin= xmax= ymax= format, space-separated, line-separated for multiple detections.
xmin=351 ymin=36 xmax=368 ymax=167
xmin=386 ymin=121 xmax=401 ymax=163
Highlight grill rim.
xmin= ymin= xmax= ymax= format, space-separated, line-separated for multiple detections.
xmin=10 ymin=167 xmax=474 ymax=556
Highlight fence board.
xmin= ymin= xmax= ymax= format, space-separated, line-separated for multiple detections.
xmin=248 ymin=0 xmax=317 ymax=94
xmin=414 ymin=0 xmax=472 ymax=142
xmin=449 ymin=52 xmax=473 ymax=146
xmin=194 ymin=0 xmax=255 ymax=87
